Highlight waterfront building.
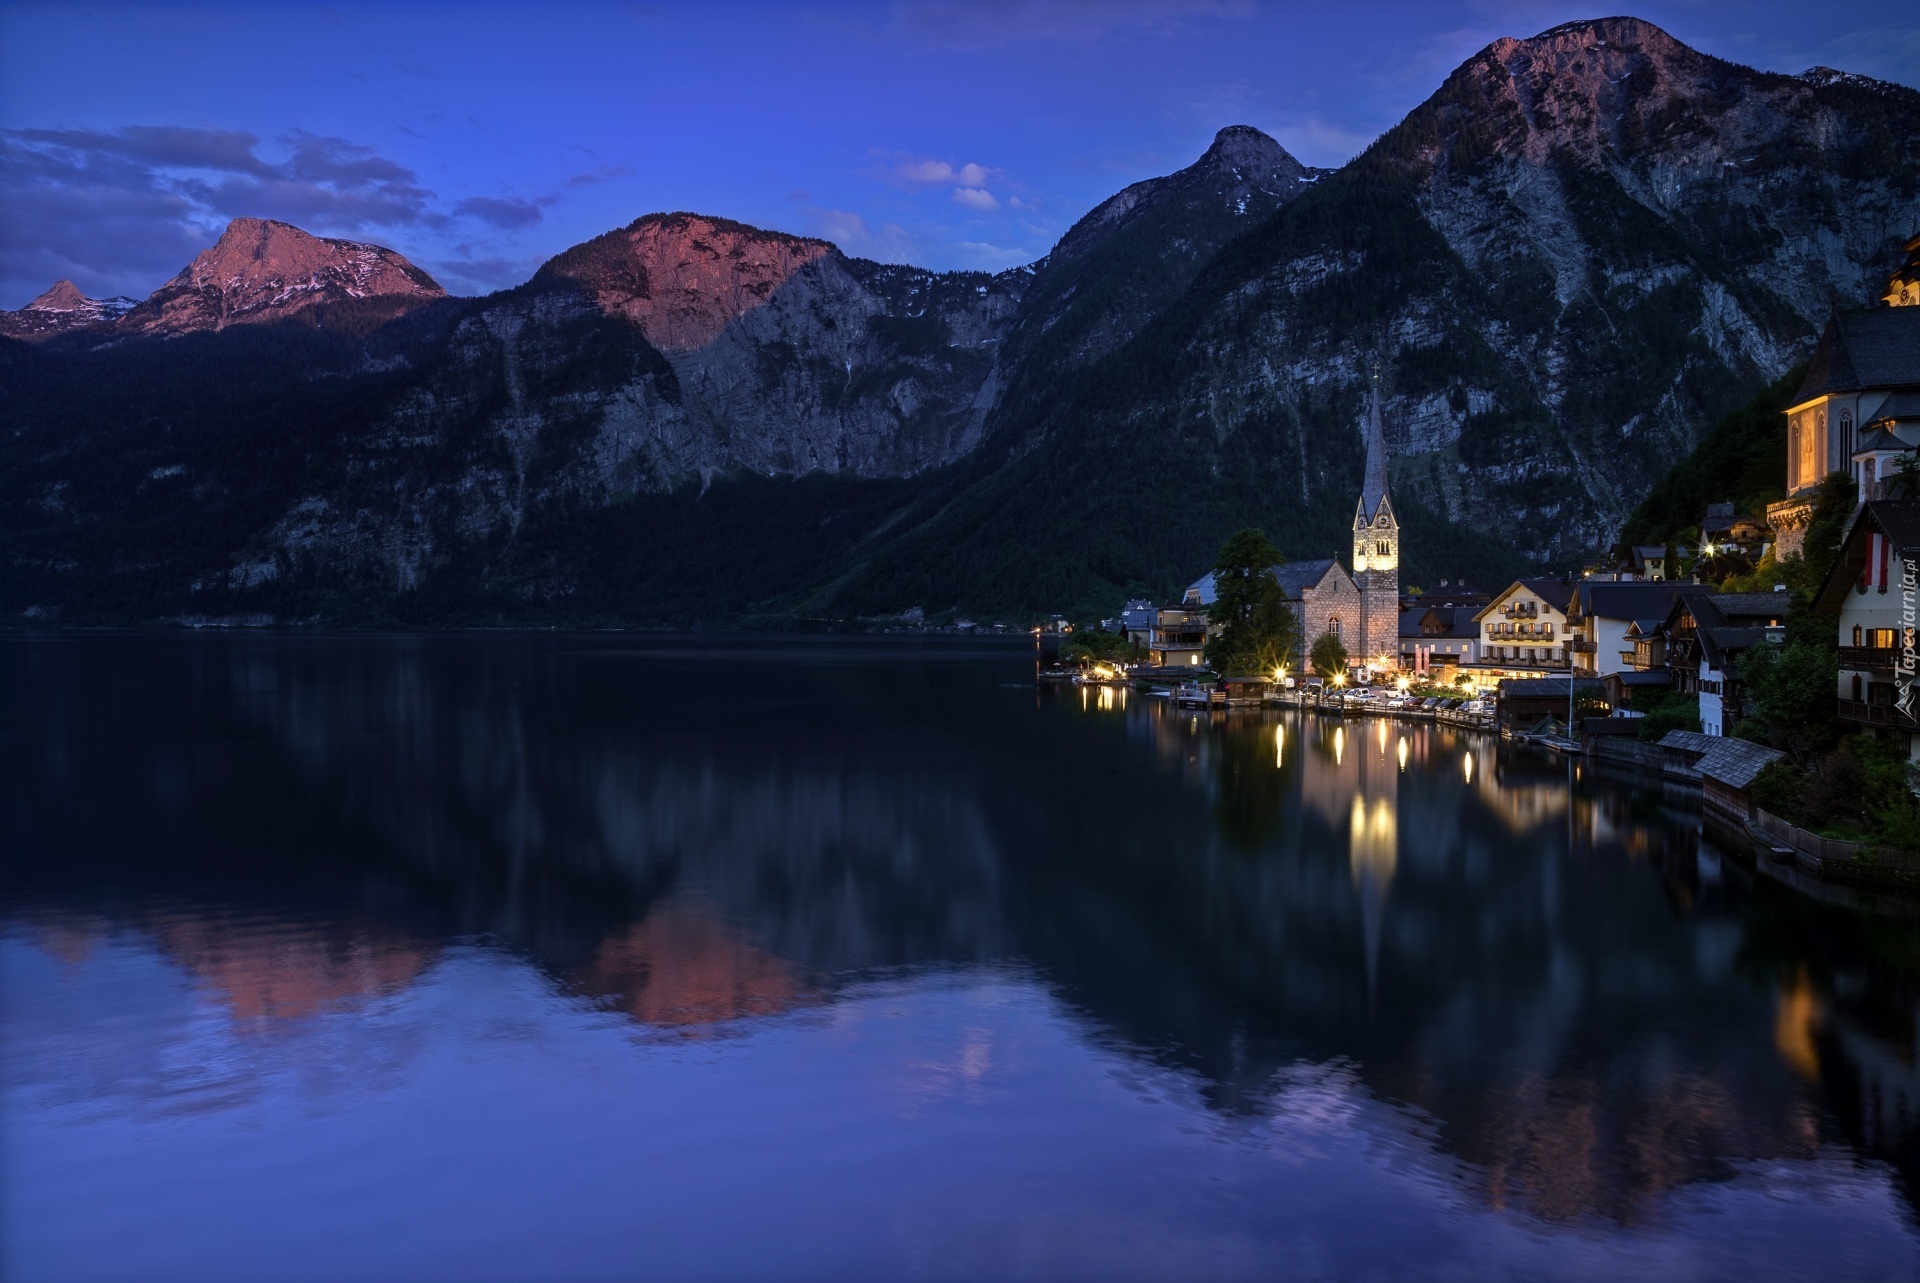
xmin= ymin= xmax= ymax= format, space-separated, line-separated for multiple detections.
xmin=1399 ymin=604 xmax=1480 ymax=677
xmin=1145 ymin=605 xmax=1210 ymax=667
xmin=1769 ymin=241 xmax=1920 ymax=554
xmin=1467 ymin=579 xmax=1576 ymax=681
xmin=1656 ymin=591 xmax=1790 ymax=711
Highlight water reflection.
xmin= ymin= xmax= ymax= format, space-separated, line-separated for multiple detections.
xmin=6 ymin=635 xmax=1920 ymax=1276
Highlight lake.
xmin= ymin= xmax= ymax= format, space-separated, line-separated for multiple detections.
xmin=4 ymin=633 xmax=1919 ymax=1282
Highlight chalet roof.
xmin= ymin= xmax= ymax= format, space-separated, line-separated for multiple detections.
xmin=1696 ymin=738 xmax=1787 ymax=790
xmin=1476 ymin=578 xmax=1575 ymax=621
xmin=1612 ymin=668 xmax=1673 ymax=686
xmin=1400 ymin=605 xmax=1479 ymax=639
xmin=1570 ymin=581 xmax=1712 ymax=622
xmin=1795 ymin=308 xmax=1920 ymax=402
xmin=1624 ymin=616 xmax=1666 ymax=637
xmin=1814 ymin=500 xmax=1920 ymax=612
xmin=1699 ymin=625 xmax=1772 ymax=669
xmin=1697 ymin=593 xmax=1792 ymax=625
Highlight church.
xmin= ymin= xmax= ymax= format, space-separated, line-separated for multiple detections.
xmin=1185 ymin=374 xmax=1401 ymax=677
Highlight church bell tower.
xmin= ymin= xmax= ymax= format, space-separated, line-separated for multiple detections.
xmin=1352 ymin=372 xmax=1399 ymax=676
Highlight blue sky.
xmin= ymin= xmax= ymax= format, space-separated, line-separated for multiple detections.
xmin=2 ymin=0 xmax=1917 ymax=307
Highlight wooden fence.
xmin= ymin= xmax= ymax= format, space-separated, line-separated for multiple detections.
xmin=1752 ymin=808 xmax=1920 ymax=885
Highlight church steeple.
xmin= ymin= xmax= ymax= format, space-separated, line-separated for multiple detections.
xmin=1351 ymin=366 xmax=1400 ymax=676
xmin=1359 ymin=371 xmax=1391 ymax=523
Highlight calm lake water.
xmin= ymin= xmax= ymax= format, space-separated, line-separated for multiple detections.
xmin=5 ymin=633 xmax=1920 ymax=1282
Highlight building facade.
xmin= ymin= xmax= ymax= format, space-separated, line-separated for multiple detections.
xmin=1814 ymin=500 xmax=1920 ymax=757
xmin=1469 ymin=579 xmax=1575 ymax=680
xmin=1768 ymin=247 xmax=1920 ymax=556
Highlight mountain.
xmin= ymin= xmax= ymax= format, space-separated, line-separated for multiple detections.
xmin=115 ymin=218 xmax=447 ymax=336
xmin=1002 ymin=125 xmax=1325 ymax=376
xmin=0 ymin=280 xmax=137 ymax=341
xmin=818 ymin=16 xmax=1920 ymax=616
xmin=3 ymin=16 xmax=1918 ymax=627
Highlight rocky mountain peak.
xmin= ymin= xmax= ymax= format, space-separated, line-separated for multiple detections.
xmin=1195 ymin=125 xmax=1307 ymax=185
xmin=0 ymin=279 xmax=138 ymax=341
xmin=28 ymin=280 xmax=91 ymax=311
xmin=535 ymin=212 xmax=838 ymax=352
xmin=117 ymin=218 xmax=445 ymax=337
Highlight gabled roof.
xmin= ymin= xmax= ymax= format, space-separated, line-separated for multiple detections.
xmin=1813 ymin=500 xmax=1920 ymax=613
xmin=1795 ymin=308 xmax=1920 ymax=402
xmin=1569 ymin=581 xmax=1712 ymax=622
xmin=1698 ymin=593 xmax=1792 ymax=626
xmin=1612 ymin=668 xmax=1672 ymax=686
xmin=1400 ymin=605 xmax=1480 ymax=639
xmin=1699 ymin=625 xmax=1772 ymax=669
xmin=1696 ymin=738 xmax=1787 ymax=790
xmin=1272 ymin=558 xmax=1345 ymax=600
xmin=1474 ymin=578 xmax=1576 ymax=621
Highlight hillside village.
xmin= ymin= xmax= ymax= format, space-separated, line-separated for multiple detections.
xmin=1051 ymin=232 xmax=1920 ymax=846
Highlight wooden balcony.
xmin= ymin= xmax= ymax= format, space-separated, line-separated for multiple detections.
xmin=1838 ymin=698 xmax=1918 ymax=729
xmin=1839 ymin=646 xmax=1898 ymax=670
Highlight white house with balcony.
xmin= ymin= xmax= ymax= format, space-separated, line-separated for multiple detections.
xmin=1467 ymin=579 xmax=1575 ymax=682
xmin=1815 ymin=500 xmax=1920 ymax=757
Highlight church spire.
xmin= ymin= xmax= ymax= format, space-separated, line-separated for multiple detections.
xmin=1360 ymin=368 xmax=1389 ymax=521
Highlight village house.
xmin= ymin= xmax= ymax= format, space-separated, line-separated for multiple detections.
xmin=1468 ymin=579 xmax=1575 ymax=681
xmin=1767 ymin=244 xmax=1920 ymax=554
xmin=1700 ymin=502 xmax=1769 ymax=560
xmin=1656 ymin=591 xmax=1791 ymax=720
xmin=1565 ymin=581 xmax=1715 ymax=678
xmin=1145 ymin=605 xmax=1211 ymax=667
xmin=1814 ymin=500 xmax=1920 ymax=756
xmin=1399 ymin=603 xmax=1480 ymax=678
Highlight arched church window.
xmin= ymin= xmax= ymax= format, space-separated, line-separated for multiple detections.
xmin=1841 ymin=408 xmax=1855 ymax=461
xmin=1329 ymin=616 xmax=1341 ymax=640
xmin=1376 ymin=541 xmax=1389 ymax=557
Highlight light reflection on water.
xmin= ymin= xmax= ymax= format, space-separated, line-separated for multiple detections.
xmin=4 ymin=634 xmax=1920 ymax=1282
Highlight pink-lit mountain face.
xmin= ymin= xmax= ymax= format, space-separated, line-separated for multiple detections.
xmin=535 ymin=213 xmax=839 ymax=354
xmin=0 ymin=280 xmax=137 ymax=341
xmin=0 ymin=219 xmax=447 ymax=342
xmin=117 ymin=218 xmax=446 ymax=336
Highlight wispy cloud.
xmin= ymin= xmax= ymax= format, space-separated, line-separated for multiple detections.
xmin=805 ymin=208 xmax=923 ymax=264
xmin=896 ymin=158 xmax=994 ymax=186
xmin=0 ymin=124 xmax=592 ymax=304
xmin=951 ymin=186 xmax=1001 ymax=211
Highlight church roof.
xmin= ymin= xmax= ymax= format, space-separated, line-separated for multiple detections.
xmin=1867 ymin=391 xmax=1920 ymax=425
xmin=1359 ymin=381 xmax=1390 ymax=520
xmin=1272 ymin=558 xmax=1344 ymax=600
xmin=1794 ymin=308 xmax=1920 ymax=402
